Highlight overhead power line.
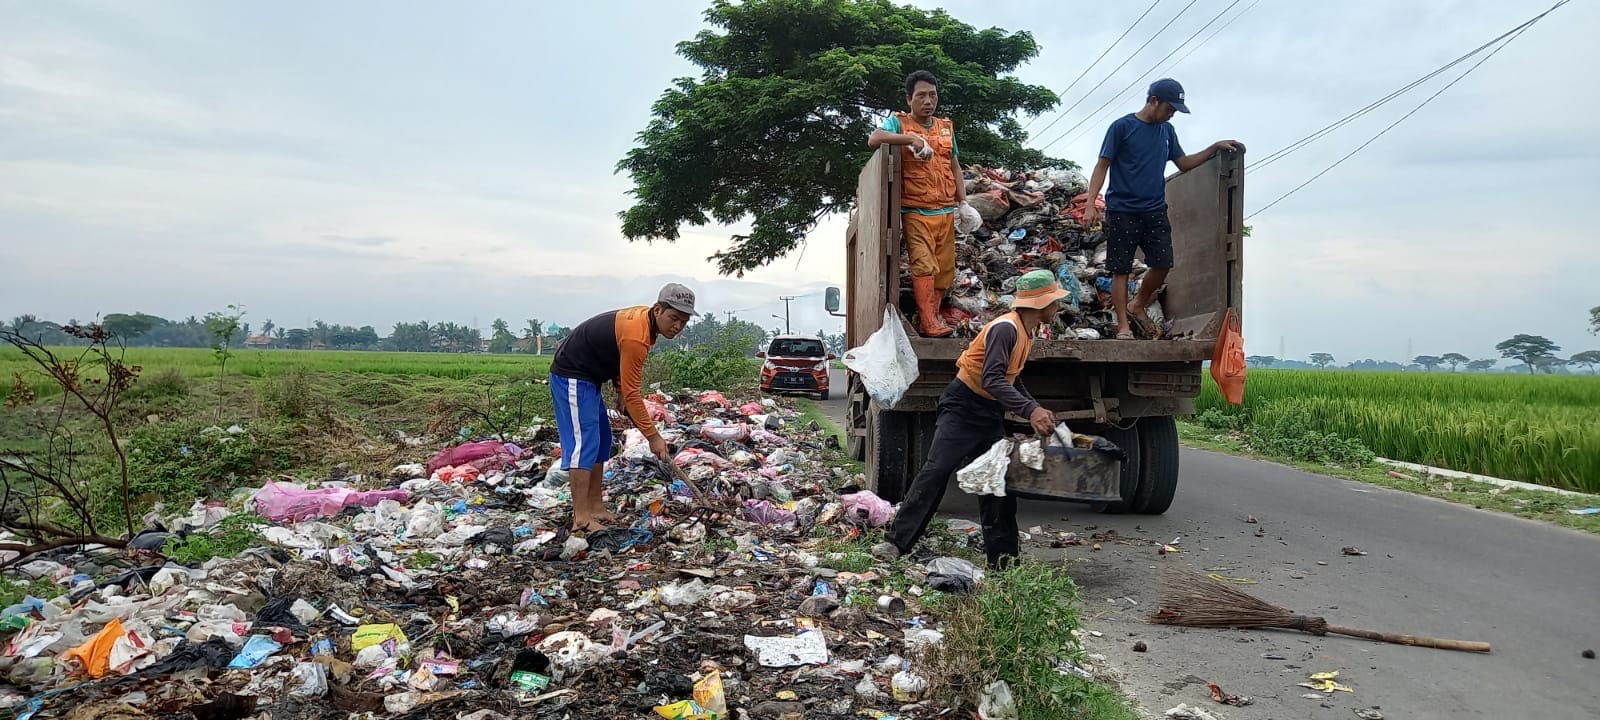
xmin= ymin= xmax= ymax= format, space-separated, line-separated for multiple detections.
xmin=1053 ymin=0 xmax=1262 ymax=150
xmin=1246 ymin=5 xmax=1562 ymax=221
xmin=1037 ymin=0 xmax=1246 ymax=152
xmin=1027 ymin=0 xmax=1201 ymax=142
xmin=1021 ymin=0 xmax=1165 ymax=132
xmin=1251 ymin=0 xmax=1570 ymax=173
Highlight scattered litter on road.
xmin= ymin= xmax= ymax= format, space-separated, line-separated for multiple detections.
xmin=1342 ymin=546 xmax=1368 ymax=556
xmin=1301 ymin=671 xmax=1355 ymax=693
xmin=1262 ymin=652 xmax=1286 ymax=660
xmin=1133 ymin=641 xmax=1147 ymax=653
xmin=1244 ymin=515 xmax=1257 ymax=523
xmin=1205 ymin=573 xmax=1258 ymax=585
xmin=1583 ymin=649 xmax=1595 ymax=659
xmin=1353 ymin=708 xmax=1385 ymax=720
xmin=1164 ymin=702 xmax=1223 ymax=720
xmin=1301 ymin=693 xmax=1330 ymax=700
xmin=1568 ymin=507 xmax=1600 ymax=515
xmin=1386 ymin=470 xmax=1416 ymax=481
xmin=1207 ymin=681 xmax=1253 ymax=706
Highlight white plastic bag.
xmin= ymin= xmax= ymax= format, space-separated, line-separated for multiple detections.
xmin=842 ymin=308 xmax=920 ymax=409
xmin=956 ymin=202 xmax=983 ymax=235
xmin=957 ymin=439 xmax=1012 ymax=497
xmin=405 ymin=502 xmax=444 ymax=539
xmin=978 ymin=680 xmax=1019 ymax=720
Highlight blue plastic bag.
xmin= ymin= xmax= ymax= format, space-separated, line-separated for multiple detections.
xmin=228 ymin=635 xmax=283 ymax=669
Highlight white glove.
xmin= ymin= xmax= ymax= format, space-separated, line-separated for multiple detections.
xmin=910 ymin=134 xmax=934 ymax=161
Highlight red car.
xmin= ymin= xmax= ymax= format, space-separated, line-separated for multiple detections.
xmin=759 ymin=335 xmax=834 ymax=400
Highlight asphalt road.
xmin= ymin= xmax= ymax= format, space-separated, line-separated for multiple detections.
xmin=817 ymin=370 xmax=1600 ymax=719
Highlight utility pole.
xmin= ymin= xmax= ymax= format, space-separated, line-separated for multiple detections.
xmin=777 ymin=296 xmax=796 ymax=335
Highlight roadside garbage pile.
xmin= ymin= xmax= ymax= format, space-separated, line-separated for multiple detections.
xmin=0 ymin=391 xmax=985 ymax=720
xmin=910 ymin=165 xmax=1167 ymax=339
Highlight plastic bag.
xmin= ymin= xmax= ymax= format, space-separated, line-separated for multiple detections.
xmin=700 ymin=424 xmax=750 ymax=443
xmin=252 ymin=481 xmax=407 ymax=522
xmin=839 ymin=491 xmax=892 ymax=527
xmin=957 ymin=439 xmax=1012 ymax=497
xmin=227 ymin=635 xmax=282 ymax=669
xmin=1210 ymin=308 xmax=1246 ymax=405
xmin=842 ymin=308 xmax=920 ymax=409
xmin=743 ymin=500 xmax=796 ymax=526
xmin=967 ymin=188 xmax=1010 ymax=221
xmin=659 ymin=579 xmax=711 ymax=607
xmin=351 ymin=623 xmax=409 ymax=652
xmin=892 ymin=670 xmax=929 ymax=701
xmin=956 ymin=202 xmax=983 ymax=235
xmin=60 ymin=618 xmax=125 ymax=678
xmin=405 ymin=501 xmax=444 ymax=539
xmin=978 ymin=680 xmax=1019 ymax=720
xmin=694 ymin=672 xmax=728 ymax=716
xmin=926 ymin=557 xmax=985 ymax=594
xmin=289 ymin=661 xmax=329 ymax=700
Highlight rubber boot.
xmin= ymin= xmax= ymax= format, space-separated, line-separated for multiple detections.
xmin=913 ymin=276 xmax=953 ymax=337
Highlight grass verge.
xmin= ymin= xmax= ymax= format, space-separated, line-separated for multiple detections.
xmin=791 ymin=397 xmax=864 ymax=478
xmin=923 ymin=561 xmax=1139 ymax=720
xmin=1178 ymin=421 xmax=1600 ymax=534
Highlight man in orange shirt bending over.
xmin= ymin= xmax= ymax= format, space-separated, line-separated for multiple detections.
xmin=549 ymin=284 xmax=695 ymax=531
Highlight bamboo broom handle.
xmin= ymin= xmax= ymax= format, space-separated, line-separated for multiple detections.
xmin=1324 ymin=624 xmax=1491 ymax=653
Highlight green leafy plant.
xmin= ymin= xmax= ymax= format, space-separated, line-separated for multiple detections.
xmin=204 ymin=304 xmax=245 ymax=382
xmin=162 ymin=514 xmax=267 ymax=564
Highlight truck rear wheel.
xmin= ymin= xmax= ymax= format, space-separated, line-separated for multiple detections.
xmin=1133 ymin=416 xmax=1180 ymax=515
xmin=845 ymin=378 xmax=866 ymax=461
xmin=1092 ymin=423 xmax=1142 ymax=514
xmin=866 ymin=410 xmax=914 ymax=503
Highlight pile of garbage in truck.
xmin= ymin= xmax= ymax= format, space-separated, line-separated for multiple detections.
xmin=908 ymin=166 xmax=1168 ymax=339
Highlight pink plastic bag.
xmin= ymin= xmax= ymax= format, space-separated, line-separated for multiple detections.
xmin=674 ymin=448 xmax=732 ymax=470
xmin=698 ymin=391 xmax=732 ymax=408
xmin=739 ymin=402 xmax=764 ymax=416
xmin=645 ymin=400 xmax=677 ymax=424
xmin=840 ymin=491 xmax=893 ymax=527
xmin=426 ymin=441 xmax=512 ymax=475
xmin=253 ymin=481 xmax=409 ymax=522
xmin=743 ymin=499 xmax=797 ymax=526
xmin=700 ymin=424 xmax=750 ymax=444
xmin=436 ymin=465 xmax=481 ymax=483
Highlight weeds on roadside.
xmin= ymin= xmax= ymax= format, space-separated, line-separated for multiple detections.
xmin=923 ymin=561 xmax=1138 ymax=720
xmin=1198 ymin=406 xmax=1374 ymax=467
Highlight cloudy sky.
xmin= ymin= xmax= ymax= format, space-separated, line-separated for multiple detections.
xmin=2 ymin=0 xmax=1595 ymax=363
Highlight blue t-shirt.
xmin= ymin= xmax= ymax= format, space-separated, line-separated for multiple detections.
xmin=1098 ymin=113 xmax=1184 ymax=213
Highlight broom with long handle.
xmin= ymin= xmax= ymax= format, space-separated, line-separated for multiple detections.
xmin=1149 ymin=567 xmax=1491 ymax=654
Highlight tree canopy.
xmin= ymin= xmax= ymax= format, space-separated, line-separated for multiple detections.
xmin=617 ymin=0 xmax=1066 ymax=275
xmin=1496 ymin=334 xmax=1561 ymax=374
xmin=1308 ymin=352 xmax=1334 ymax=368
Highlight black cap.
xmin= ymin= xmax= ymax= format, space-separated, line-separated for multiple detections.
xmin=1149 ymin=78 xmax=1189 ymax=114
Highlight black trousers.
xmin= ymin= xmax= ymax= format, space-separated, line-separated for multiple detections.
xmin=886 ymin=380 xmax=1020 ymax=566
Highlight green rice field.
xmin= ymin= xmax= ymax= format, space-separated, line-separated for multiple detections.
xmin=1197 ymin=370 xmax=1600 ymax=493
xmin=0 ymin=346 xmax=553 ymax=400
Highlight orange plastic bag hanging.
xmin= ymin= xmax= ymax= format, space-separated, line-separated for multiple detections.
xmin=1210 ymin=308 xmax=1246 ymax=405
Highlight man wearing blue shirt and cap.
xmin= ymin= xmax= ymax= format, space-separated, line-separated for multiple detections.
xmin=1082 ymin=78 xmax=1238 ymax=340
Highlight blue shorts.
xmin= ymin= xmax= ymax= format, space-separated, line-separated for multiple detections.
xmin=550 ymin=372 xmax=614 ymax=470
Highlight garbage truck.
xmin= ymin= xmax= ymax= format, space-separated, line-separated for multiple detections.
xmin=825 ymin=146 xmax=1244 ymax=514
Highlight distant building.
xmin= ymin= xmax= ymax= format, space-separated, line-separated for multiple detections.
xmin=245 ymin=335 xmax=274 ymax=348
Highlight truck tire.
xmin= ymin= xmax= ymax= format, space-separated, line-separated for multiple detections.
xmin=866 ymin=410 xmax=915 ymax=503
xmin=1092 ymin=423 xmax=1142 ymax=514
xmin=818 ymin=390 xmax=829 ymax=401
xmin=845 ymin=379 xmax=866 ymax=461
xmin=1133 ymin=416 xmax=1181 ymax=515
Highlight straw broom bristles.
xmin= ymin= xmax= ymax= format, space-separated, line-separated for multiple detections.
xmin=1149 ymin=567 xmax=1330 ymax=634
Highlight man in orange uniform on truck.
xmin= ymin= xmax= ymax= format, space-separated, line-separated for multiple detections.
xmin=868 ymin=70 xmax=968 ymax=337
xmin=549 ymin=284 xmax=695 ymax=531
xmin=873 ymin=270 xmax=1070 ymax=569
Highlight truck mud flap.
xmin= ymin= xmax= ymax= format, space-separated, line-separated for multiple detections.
xmin=1004 ymin=445 xmax=1122 ymax=504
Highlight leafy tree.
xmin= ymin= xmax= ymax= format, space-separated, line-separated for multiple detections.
xmin=488 ymin=318 xmax=517 ymax=354
xmin=283 ymin=328 xmax=310 ymax=349
xmin=618 ymin=0 xmax=1066 ymax=275
xmin=523 ymin=319 xmax=545 ymax=354
xmin=1440 ymin=352 xmax=1469 ymax=372
xmin=262 ymin=319 xmax=275 ymax=338
xmin=102 ymin=313 xmax=158 ymax=341
xmin=204 ymin=305 xmax=245 ymax=380
xmin=1590 ymin=305 xmax=1599 ymax=335
xmin=1245 ymin=355 xmax=1278 ymax=368
xmin=1568 ymin=350 xmax=1600 ymax=374
xmin=1466 ymin=359 xmax=1497 ymax=372
xmin=1532 ymin=355 xmax=1564 ymax=374
xmin=1496 ymin=334 xmax=1561 ymax=374
xmin=821 ymin=331 xmax=846 ymax=357
xmin=1309 ymin=352 xmax=1334 ymax=368
xmin=1345 ymin=358 xmax=1406 ymax=372
xmin=1413 ymin=355 xmax=1443 ymax=372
